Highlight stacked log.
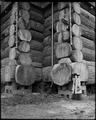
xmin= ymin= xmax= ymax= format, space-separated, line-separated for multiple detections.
xmin=71 ymin=2 xmax=95 ymax=85
xmin=16 ymin=2 xmax=44 ymax=85
xmin=1 ymin=3 xmax=18 ymax=84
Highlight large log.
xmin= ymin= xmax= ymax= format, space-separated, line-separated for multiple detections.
xmin=71 ymin=62 xmax=89 ymax=82
xmin=18 ymin=53 xmax=32 ymax=65
xmin=15 ymin=65 xmax=37 ymax=85
xmin=9 ymin=24 xmax=15 ymax=36
xmin=72 ymin=36 xmax=83 ymax=50
xmin=51 ymin=63 xmax=72 ymax=86
xmin=18 ymin=29 xmax=32 ymax=41
xmin=82 ymin=47 xmax=95 ymax=61
xmin=43 ymin=55 xmax=58 ymax=67
xmin=30 ymin=50 xmax=43 ymax=63
xmin=55 ymin=42 xmax=72 ymax=59
xmin=30 ymin=30 xmax=44 ymax=42
xmin=72 ymin=24 xmax=95 ymax=41
xmin=27 ymin=20 xmax=44 ymax=33
xmin=80 ymin=36 xmax=95 ymax=50
xmin=19 ymin=9 xmax=30 ymax=24
xmin=42 ymin=66 xmax=53 ymax=82
xmin=29 ymin=10 xmax=44 ymax=24
xmin=70 ymin=50 xmax=83 ymax=62
xmin=18 ymin=41 xmax=30 ymax=52
xmin=30 ymin=40 xmax=43 ymax=51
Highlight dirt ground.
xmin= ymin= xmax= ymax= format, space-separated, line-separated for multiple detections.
xmin=1 ymin=92 xmax=95 ymax=119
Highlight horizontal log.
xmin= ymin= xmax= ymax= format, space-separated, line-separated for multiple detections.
xmin=43 ymin=45 xmax=55 ymax=57
xmin=15 ymin=65 xmax=37 ymax=85
xmin=30 ymin=30 xmax=44 ymax=42
xmin=29 ymin=10 xmax=44 ymax=24
xmin=80 ymin=2 xmax=95 ymax=16
xmin=72 ymin=24 xmax=95 ymax=41
xmin=51 ymin=63 xmax=72 ymax=86
xmin=1 ymin=58 xmax=17 ymax=68
xmin=42 ymin=66 xmax=53 ymax=82
xmin=43 ymin=55 xmax=58 ymax=67
xmin=30 ymin=40 xmax=43 ymax=51
xmin=1 ymin=25 xmax=10 ymax=38
xmin=30 ymin=50 xmax=43 ymax=63
xmin=27 ymin=19 xmax=44 ymax=33
xmin=70 ymin=50 xmax=83 ymax=62
xmin=80 ymin=13 xmax=95 ymax=30
xmin=31 ymin=62 xmax=42 ymax=68
xmin=82 ymin=47 xmax=95 ymax=61
xmin=1 ymin=47 xmax=10 ymax=59
xmin=18 ymin=41 xmax=30 ymax=52
xmin=34 ymin=67 xmax=42 ymax=81
xmin=80 ymin=36 xmax=95 ymax=50
xmin=1 ymin=35 xmax=9 ymax=49
xmin=55 ymin=42 xmax=72 ymax=59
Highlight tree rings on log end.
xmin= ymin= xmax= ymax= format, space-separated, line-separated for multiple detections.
xmin=15 ymin=65 xmax=37 ymax=85
xmin=72 ymin=24 xmax=81 ymax=36
xmin=72 ymin=36 xmax=83 ymax=50
xmin=70 ymin=50 xmax=83 ymax=62
xmin=19 ymin=53 xmax=32 ymax=65
xmin=73 ymin=12 xmax=81 ymax=25
xmin=73 ymin=2 xmax=81 ymax=14
xmin=51 ymin=63 xmax=72 ymax=86
xmin=18 ymin=41 xmax=30 ymax=52
xmin=56 ymin=21 xmax=68 ymax=33
xmin=19 ymin=9 xmax=30 ymax=24
xmin=55 ymin=42 xmax=72 ymax=59
xmin=18 ymin=29 xmax=32 ymax=41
